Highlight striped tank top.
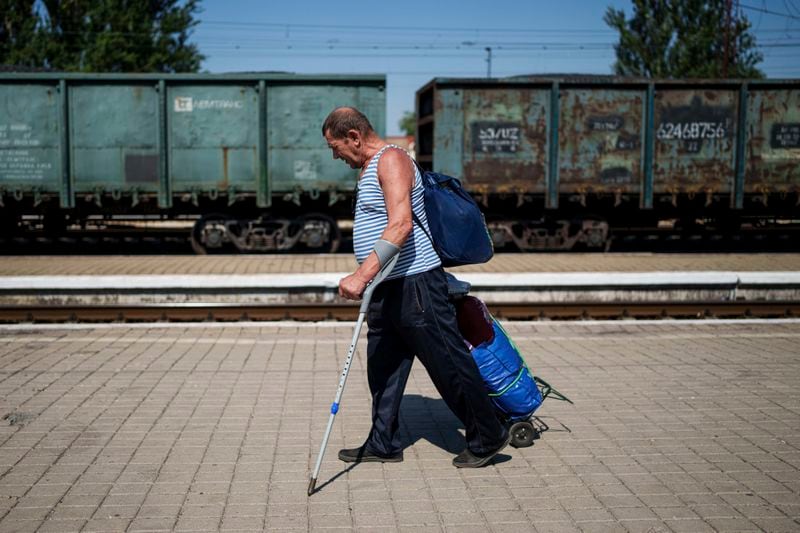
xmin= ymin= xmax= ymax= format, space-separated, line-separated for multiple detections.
xmin=353 ymin=145 xmax=441 ymax=280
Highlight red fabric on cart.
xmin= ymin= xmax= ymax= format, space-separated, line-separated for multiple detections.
xmin=455 ymin=295 xmax=495 ymax=348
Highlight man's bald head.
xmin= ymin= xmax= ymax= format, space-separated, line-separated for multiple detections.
xmin=322 ymin=107 xmax=375 ymax=139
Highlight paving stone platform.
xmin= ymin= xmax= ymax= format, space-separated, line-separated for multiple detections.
xmin=0 ymin=319 xmax=798 ymax=532
xmin=2 ymin=253 xmax=800 ymax=276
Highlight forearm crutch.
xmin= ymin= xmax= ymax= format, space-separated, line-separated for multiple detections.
xmin=308 ymin=243 xmax=399 ymax=496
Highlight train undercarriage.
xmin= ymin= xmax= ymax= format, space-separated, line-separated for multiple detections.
xmin=189 ymin=212 xmax=341 ymax=254
xmin=3 ymin=212 xmax=798 ymax=254
xmin=1 ymin=192 xmax=798 ymax=254
xmin=487 ymin=218 xmax=611 ymax=252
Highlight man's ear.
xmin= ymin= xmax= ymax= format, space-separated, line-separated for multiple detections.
xmin=347 ymin=129 xmax=361 ymax=145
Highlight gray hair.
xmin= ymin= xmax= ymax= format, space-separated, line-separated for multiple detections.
xmin=321 ymin=107 xmax=374 ymax=139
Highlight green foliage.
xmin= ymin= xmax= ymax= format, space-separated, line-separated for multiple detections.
xmin=399 ymin=110 xmax=416 ymax=137
xmin=0 ymin=0 xmax=44 ymax=68
xmin=605 ymin=0 xmax=764 ymax=79
xmin=1 ymin=0 xmax=204 ymax=72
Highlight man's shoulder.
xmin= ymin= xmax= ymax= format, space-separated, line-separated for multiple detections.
xmin=377 ymin=146 xmax=415 ymax=176
xmin=380 ymin=145 xmax=410 ymax=161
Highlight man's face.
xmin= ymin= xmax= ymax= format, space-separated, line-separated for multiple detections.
xmin=324 ymin=130 xmax=360 ymax=169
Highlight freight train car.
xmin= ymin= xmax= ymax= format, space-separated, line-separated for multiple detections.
xmin=0 ymin=73 xmax=385 ymax=253
xmin=416 ymin=76 xmax=800 ymax=250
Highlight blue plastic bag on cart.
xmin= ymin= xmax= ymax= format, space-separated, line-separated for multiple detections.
xmin=471 ymin=321 xmax=543 ymax=421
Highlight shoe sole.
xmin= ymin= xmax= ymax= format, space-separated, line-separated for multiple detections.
xmin=338 ymin=452 xmax=403 ymax=463
xmin=453 ymin=433 xmax=512 ymax=468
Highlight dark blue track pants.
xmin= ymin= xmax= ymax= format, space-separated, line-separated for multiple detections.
xmin=363 ymin=267 xmax=508 ymax=457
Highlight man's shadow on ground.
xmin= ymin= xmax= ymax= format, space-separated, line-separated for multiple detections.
xmin=313 ymin=394 xmax=507 ymax=493
xmin=313 ymin=394 xmax=566 ymax=493
xmin=397 ymin=394 xmax=512 ymax=458
xmin=397 ymin=394 xmax=567 ymax=451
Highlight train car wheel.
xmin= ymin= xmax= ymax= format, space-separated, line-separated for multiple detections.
xmin=298 ymin=213 xmax=341 ymax=253
xmin=190 ymin=214 xmax=230 ymax=254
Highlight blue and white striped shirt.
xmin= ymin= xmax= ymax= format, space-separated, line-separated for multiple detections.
xmin=352 ymin=145 xmax=441 ymax=280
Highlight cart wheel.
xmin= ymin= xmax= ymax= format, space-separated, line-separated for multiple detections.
xmin=509 ymin=421 xmax=536 ymax=448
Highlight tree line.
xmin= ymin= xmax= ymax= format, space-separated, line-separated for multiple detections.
xmin=1 ymin=0 xmax=203 ymax=72
xmin=605 ymin=0 xmax=764 ymax=79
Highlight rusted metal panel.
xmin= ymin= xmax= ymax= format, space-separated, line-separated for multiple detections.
xmin=653 ymin=89 xmax=737 ymax=196
xmin=558 ymin=88 xmax=644 ymax=195
xmin=745 ymin=88 xmax=800 ymax=195
xmin=420 ymin=77 xmax=799 ymax=213
xmin=432 ymin=88 xmax=463 ymax=178
xmin=460 ymin=88 xmax=549 ymax=193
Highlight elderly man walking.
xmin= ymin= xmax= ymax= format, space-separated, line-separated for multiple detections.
xmin=322 ymin=106 xmax=510 ymax=468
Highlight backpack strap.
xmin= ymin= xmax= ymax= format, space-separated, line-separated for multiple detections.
xmin=408 ymin=160 xmax=438 ymax=255
xmin=411 ymin=210 xmax=435 ymax=249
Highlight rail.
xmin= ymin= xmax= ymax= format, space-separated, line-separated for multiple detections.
xmin=1 ymin=301 xmax=797 ymax=323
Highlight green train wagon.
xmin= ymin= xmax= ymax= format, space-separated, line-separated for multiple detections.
xmin=0 ymin=72 xmax=385 ymax=252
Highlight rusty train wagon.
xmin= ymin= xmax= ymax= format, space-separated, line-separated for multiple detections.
xmin=416 ymin=76 xmax=800 ymax=251
xmin=0 ymin=73 xmax=385 ymax=253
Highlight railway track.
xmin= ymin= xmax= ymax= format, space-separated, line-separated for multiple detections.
xmin=1 ymin=301 xmax=798 ymax=323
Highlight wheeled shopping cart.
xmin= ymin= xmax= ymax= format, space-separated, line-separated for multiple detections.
xmin=447 ymin=274 xmax=571 ymax=447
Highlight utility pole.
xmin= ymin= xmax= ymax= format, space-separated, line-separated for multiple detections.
xmin=722 ymin=0 xmax=732 ymax=77
xmin=731 ymin=0 xmax=739 ymax=74
xmin=485 ymin=47 xmax=492 ymax=78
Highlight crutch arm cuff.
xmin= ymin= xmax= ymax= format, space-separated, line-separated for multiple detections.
xmin=373 ymin=239 xmax=400 ymax=268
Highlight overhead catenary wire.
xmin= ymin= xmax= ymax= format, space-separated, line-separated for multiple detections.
xmin=740 ymin=2 xmax=800 ymax=20
xmin=35 ymin=19 xmax=800 ymax=51
xmin=25 ymin=15 xmax=796 ymax=78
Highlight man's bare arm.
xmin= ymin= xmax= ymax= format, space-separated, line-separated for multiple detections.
xmin=338 ymin=148 xmax=414 ymax=299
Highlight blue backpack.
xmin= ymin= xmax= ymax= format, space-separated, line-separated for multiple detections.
xmin=412 ymin=163 xmax=494 ymax=267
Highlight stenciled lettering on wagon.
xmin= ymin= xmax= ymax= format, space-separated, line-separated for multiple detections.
xmin=656 ymin=97 xmax=733 ymax=148
xmin=587 ymin=115 xmax=624 ymax=132
xmin=471 ymin=122 xmax=521 ymax=153
xmin=174 ymin=97 xmax=245 ymax=113
xmin=615 ymin=135 xmax=639 ymax=151
xmin=770 ymin=123 xmax=800 ymax=149
xmin=657 ymin=121 xmax=729 ymax=141
xmin=682 ymin=139 xmax=703 ymax=154
xmin=0 ymin=124 xmax=50 ymax=181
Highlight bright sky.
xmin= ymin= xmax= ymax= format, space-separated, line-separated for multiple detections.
xmin=194 ymin=0 xmax=800 ymax=135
